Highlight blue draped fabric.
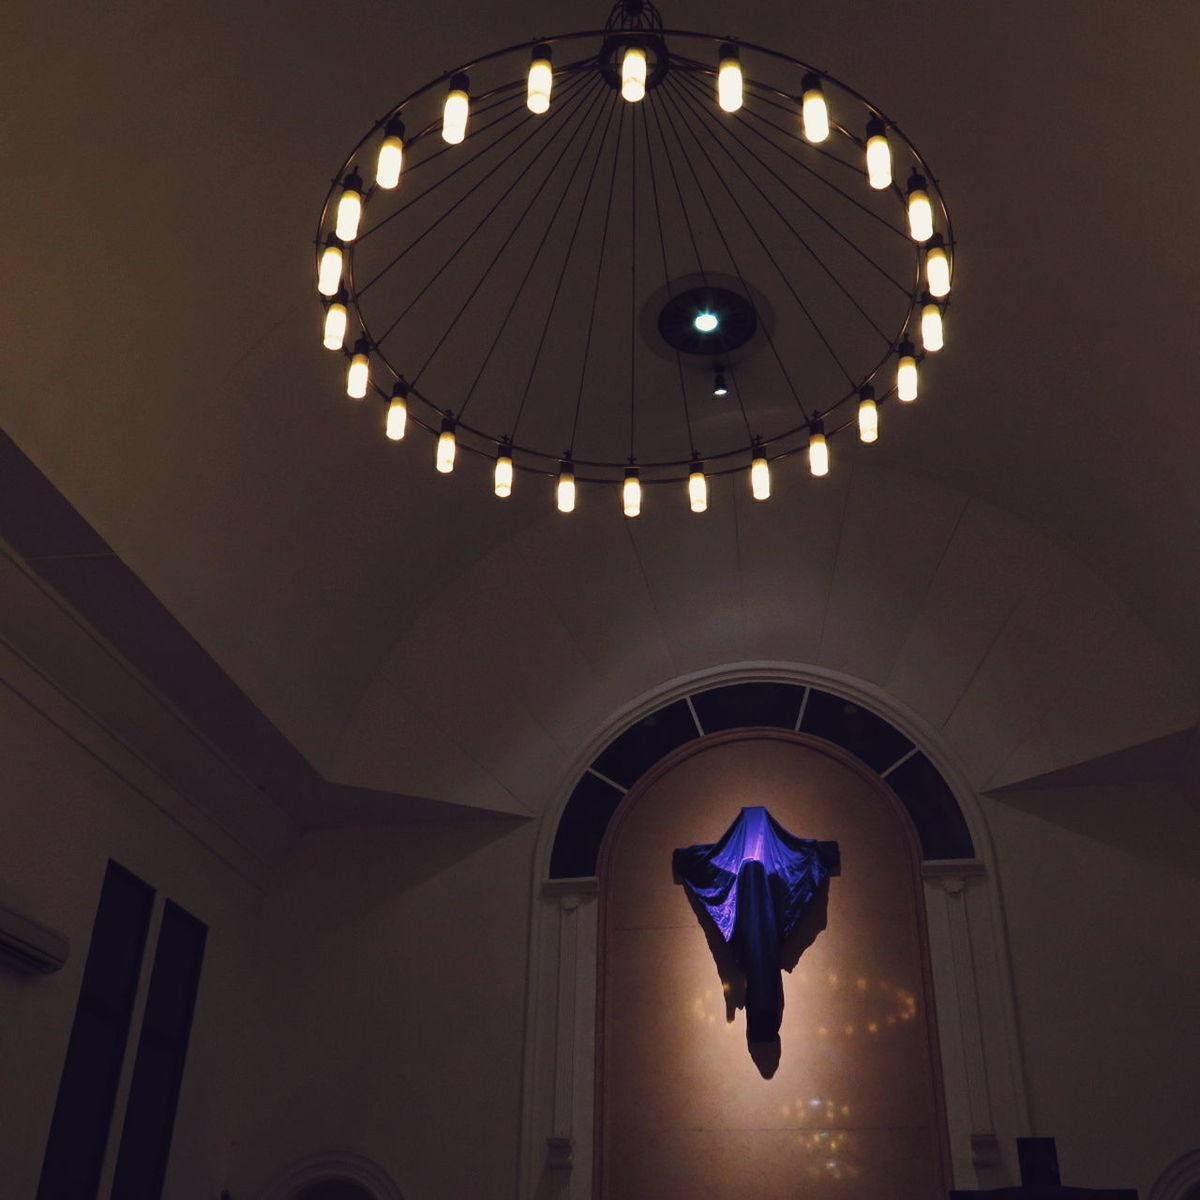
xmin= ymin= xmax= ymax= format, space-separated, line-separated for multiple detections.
xmin=673 ymin=806 xmax=837 ymax=1043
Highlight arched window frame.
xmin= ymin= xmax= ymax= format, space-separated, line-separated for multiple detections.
xmin=518 ymin=662 xmax=1032 ymax=1200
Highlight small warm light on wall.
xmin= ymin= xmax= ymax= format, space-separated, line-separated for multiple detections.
xmin=322 ymin=297 xmax=347 ymax=350
xmin=920 ymin=300 xmax=944 ymax=352
xmin=386 ymin=382 xmax=408 ymax=440
xmin=801 ymin=73 xmax=830 ymax=142
xmin=688 ymin=461 xmax=708 ymax=512
xmin=808 ymin=422 xmax=829 ymax=476
xmin=375 ymin=118 xmax=405 ymax=189
xmin=557 ymin=459 xmax=577 ymax=512
xmin=527 ymin=45 xmax=553 ymax=114
xmin=334 ymin=171 xmax=364 ymax=242
xmin=717 ymin=43 xmax=743 ymax=113
xmin=442 ymin=74 xmax=470 ymax=144
xmin=925 ymin=235 xmax=951 ymax=298
xmin=622 ymin=467 xmax=641 ymax=516
xmin=621 ymin=46 xmax=647 ymax=102
xmin=436 ymin=417 xmax=457 ymax=472
xmin=906 ymin=172 xmax=934 ymax=243
xmin=346 ymin=339 xmax=370 ymax=399
xmin=750 ymin=448 xmax=771 ymax=500
xmin=493 ymin=444 xmax=514 ymax=496
xmin=857 ymin=386 xmax=878 ymax=442
xmin=317 ymin=241 xmax=343 ymax=297
xmin=864 ymin=117 xmax=891 ymax=189
xmin=896 ymin=340 xmax=918 ymax=401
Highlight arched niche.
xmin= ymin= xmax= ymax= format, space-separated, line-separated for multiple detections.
xmin=259 ymin=1152 xmax=404 ymax=1200
xmin=596 ymin=729 xmax=951 ymax=1200
xmin=519 ymin=669 xmax=1032 ymax=1200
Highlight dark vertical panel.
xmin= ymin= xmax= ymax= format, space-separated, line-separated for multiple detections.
xmin=109 ymin=901 xmax=208 ymax=1200
xmin=690 ymin=682 xmax=806 ymax=733
xmin=37 ymin=861 xmax=155 ymax=1200
xmin=591 ymin=701 xmax=698 ymax=788
xmin=550 ymin=771 xmax=626 ymax=878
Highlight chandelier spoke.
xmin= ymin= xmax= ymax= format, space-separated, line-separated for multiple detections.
xmin=671 ymin=67 xmax=900 ymax=343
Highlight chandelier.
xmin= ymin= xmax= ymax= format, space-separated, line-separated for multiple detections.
xmin=313 ymin=0 xmax=953 ymax=515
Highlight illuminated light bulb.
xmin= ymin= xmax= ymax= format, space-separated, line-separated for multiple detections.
xmin=375 ymin=118 xmax=405 ymax=189
xmin=621 ymin=45 xmax=647 ymax=103
xmin=857 ymin=386 xmax=878 ymax=443
xmin=717 ymin=43 xmax=742 ymax=113
xmin=920 ymin=299 xmax=944 ymax=352
xmin=865 ymin=117 xmax=892 ymax=190
xmin=334 ymin=170 xmax=364 ymax=242
xmin=750 ymin=448 xmax=771 ymax=500
xmin=494 ymin=444 xmax=514 ymax=497
xmin=317 ymin=240 xmax=343 ymax=297
xmin=713 ymin=367 xmax=728 ymax=397
xmin=896 ymin=340 xmax=918 ymax=402
xmin=906 ymin=172 xmax=934 ymax=243
xmin=688 ymin=461 xmax=708 ymax=513
xmin=808 ymin=422 xmax=829 ymax=477
xmin=801 ymin=73 xmax=830 ymax=143
xmin=386 ymin=382 xmax=408 ymax=440
xmin=926 ymin=234 xmax=951 ymax=298
xmin=442 ymin=74 xmax=470 ymax=144
xmin=694 ymin=311 xmax=719 ymax=333
xmin=557 ymin=459 xmax=576 ymax=513
xmin=436 ymin=417 xmax=457 ymax=473
xmin=346 ymin=339 xmax=370 ymax=399
xmin=527 ymin=45 xmax=552 ymax=114
xmin=322 ymin=296 xmax=347 ymax=350
xmin=622 ymin=467 xmax=641 ymax=517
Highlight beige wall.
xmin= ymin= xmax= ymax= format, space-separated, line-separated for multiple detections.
xmin=232 ymin=817 xmax=536 ymax=1200
xmin=983 ymin=781 xmax=1200 ymax=1196
xmin=0 ymin=654 xmax=258 ymax=1199
xmin=598 ymin=731 xmax=949 ymax=1200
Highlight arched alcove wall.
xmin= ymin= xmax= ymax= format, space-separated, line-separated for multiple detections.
xmin=597 ymin=729 xmax=951 ymax=1200
xmin=520 ymin=667 xmax=1031 ymax=1200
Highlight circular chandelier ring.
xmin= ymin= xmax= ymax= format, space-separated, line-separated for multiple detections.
xmin=313 ymin=18 xmax=955 ymax=506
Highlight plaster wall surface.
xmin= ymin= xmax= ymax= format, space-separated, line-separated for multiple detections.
xmin=0 ymin=662 xmax=258 ymax=1200
xmin=234 ymin=817 xmax=536 ymax=1200
xmin=982 ymin=782 xmax=1200 ymax=1197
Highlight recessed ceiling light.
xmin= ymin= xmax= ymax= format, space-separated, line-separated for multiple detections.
xmin=693 ymin=311 xmax=719 ymax=333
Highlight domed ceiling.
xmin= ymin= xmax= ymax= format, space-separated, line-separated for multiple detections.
xmin=2 ymin=1 xmax=1198 ymax=829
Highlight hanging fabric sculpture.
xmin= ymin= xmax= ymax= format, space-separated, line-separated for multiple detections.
xmin=673 ymin=806 xmax=839 ymax=1044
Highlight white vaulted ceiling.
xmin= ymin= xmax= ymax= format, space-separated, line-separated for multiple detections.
xmin=2 ymin=1 xmax=1198 ymax=826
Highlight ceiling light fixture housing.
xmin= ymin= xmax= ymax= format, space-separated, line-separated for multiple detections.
xmin=313 ymin=0 xmax=954 ymax=512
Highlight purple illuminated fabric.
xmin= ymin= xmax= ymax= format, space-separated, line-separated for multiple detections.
xmin=673 ymin=806 xmax=836 ymax=1043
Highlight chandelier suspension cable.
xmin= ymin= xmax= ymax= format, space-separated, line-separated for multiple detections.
xmin=365 ymin=71 xmax=599 ymax=342
xmin=457 ymin=78 xmax=617 ymax=423
xmin=660 ymin=64 xmax=922 ymax=436
xmin=639 ymin=95 xmax=697 ymax=457
xmin=311 ymin=13 xmax=954 ymax=505
xmin=654 ymin=76 xmax=818 ymax=423
xmin=641 ymin=79 xmax=754 ymax=454
xmin=696 ymin=72 xmax=914 ymax=294
xmin=664 ymin=78 xmax=858 ymax=403
xmin=402 ymin=76 xmax=608 ymax=387
xmin=670 ymin=67 xmax=897 ymax=341
xmin=569 ymin=94 xmax=629 ymax=455
xmin=628 ymin=99 xmax=638 ymax=464
xmin=356 ymin=79 xmax=547 ymax=288
xmin=509 ymin=89 xmax=625 ymax=447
